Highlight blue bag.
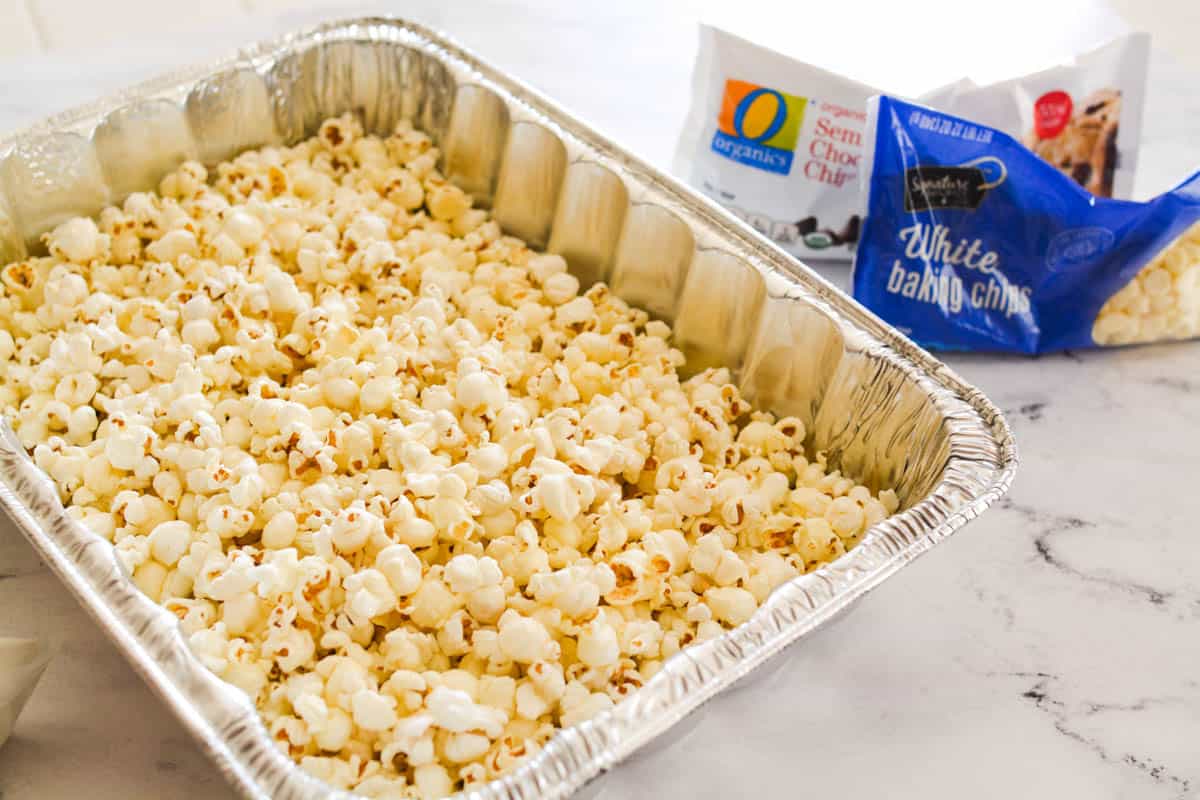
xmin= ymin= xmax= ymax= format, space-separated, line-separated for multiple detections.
xmin=853 ymin=95 xmax=1200 ymax=353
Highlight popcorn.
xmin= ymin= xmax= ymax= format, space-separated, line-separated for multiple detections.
xmin=344 ymin=568 xmax=398 ymax=622
xmin=541 ymin=272 xmax=580 ymax=306
xmin=148 ymin=520 xmax=192 ymax=565
xmin=222 ymin=591 xmax=264 ymax=636
xmin=0 ymin=115 xmax=899 ymax=798
xmin=426 ymin=686 xmax=505 ymax=738
xmin=44 ymin=217 xmax=109 ymax=264
xmin=222 ymin=209 xmax=265 ymax=248
xmin=497 ymin=611 xmax=556 ymax=664
xmin=575 ymin=619 xmax=620 ymax=668
xmin=703 ymin=586 xmax=757 ymax=627
xmin=558 ymin=689 xmax=614 ymax=729
xmin=145 ymin=229 xmax=200 ymax=262
xmin=825 ymin=495 xmax=866 ymax=539
xmin=444 ymin=554 xmax=485 ymax=595
xmin=414 ymin=764 xmax=454 ymax=800
xmin=132 ymin=559 xmax=169 ymax=601
xmin=104 ymin=423 xmax=154 ymax=471
xmin=314 ymin=707 xmax=354 ymax=753
xmin=352 ymin=689 xmax=399 ymax=732
xmin=535 ymin=472 xmax=580 ymax=522
xmin=265 ymin=627 xmax=316 ymax=673
xmin=408 ymin=577 xmax=461 ymax=629
xmin=261 ymin=510 xmax=297 ymax=549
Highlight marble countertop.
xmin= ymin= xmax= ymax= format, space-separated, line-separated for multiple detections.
xmin=1 ymin=3 xmax=1198 ymax=798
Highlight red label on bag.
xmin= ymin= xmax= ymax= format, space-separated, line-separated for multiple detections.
xmin=1033 ymin=90 xmax=1073 ymax=139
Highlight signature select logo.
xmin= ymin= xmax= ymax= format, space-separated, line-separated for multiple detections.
xmin=904 ymin=157 xmax=1008 ymax=212
xmin=710 ymin=79 xmax=805 ymax=175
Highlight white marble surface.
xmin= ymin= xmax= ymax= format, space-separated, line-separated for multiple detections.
xmin=1 ymin=3 xmax=1199 ymax=798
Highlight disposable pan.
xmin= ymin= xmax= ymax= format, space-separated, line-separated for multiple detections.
xmin=0 ymin=17 xmax=1016 ymax=799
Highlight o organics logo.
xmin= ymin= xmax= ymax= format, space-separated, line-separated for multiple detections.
xmin=711 ymin=79 xmax=806 ymax=175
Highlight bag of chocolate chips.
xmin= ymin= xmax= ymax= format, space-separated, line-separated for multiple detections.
xmin=674 ymin=25 xmax=878 ymax=260
xmin=673 ymin=23 xmax=1148 ymax=261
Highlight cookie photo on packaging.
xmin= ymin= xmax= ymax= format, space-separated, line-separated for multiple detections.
xmin=923 ymin=33 xmax=1150 ymax=199
xmin=1024 ymin=88 xmax=1121 ymax=196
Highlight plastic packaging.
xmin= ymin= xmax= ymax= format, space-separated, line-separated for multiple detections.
xmin=853 ymin=95 xmax=1200 ymax=353
xmin=674 ymin=25 xmax=1148 ymax=261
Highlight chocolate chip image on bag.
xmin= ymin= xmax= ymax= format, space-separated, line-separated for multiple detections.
xmin=1024 ymin=89 xmax=1121 ymax=196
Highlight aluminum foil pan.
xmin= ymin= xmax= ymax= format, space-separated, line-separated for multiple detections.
xmin=0 ymin=17 xmax=1017 ymax=800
